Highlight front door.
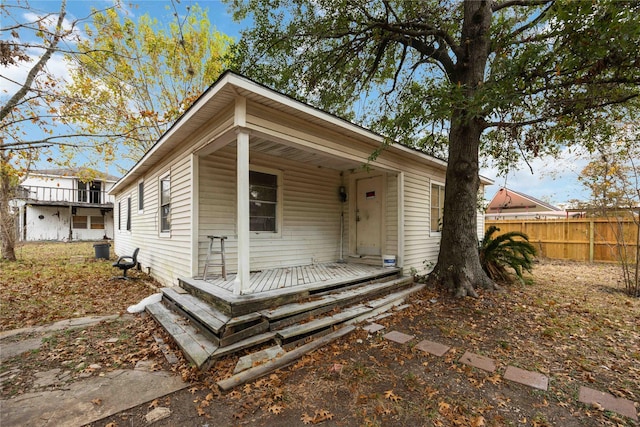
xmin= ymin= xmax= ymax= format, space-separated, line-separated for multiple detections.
xmin=356 ymin=175 xmax=382 ymax=256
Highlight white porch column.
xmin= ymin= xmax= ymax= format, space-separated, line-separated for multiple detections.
xmin=234 ymin=128 xmax=250 ymax=295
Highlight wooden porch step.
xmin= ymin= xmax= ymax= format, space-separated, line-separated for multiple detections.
xmin=275 ymin=304 xmax=371 ymax=342
xmin=274 ymin=281 xmax=424 ymax=345
xmin=261 ymin=276 xmax=413 ymax=330
xmin=161 ymin=287 xmax=230 ymax=334
xmin=146 ymin=302 xmax=218 ymax=369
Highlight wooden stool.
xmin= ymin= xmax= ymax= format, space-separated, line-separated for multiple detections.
xmin=203 ymin=235 xmax=227 ymax=280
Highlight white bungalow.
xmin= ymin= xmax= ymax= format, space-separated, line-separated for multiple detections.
xmin=109 ymin=72 xmax=490 ymax=367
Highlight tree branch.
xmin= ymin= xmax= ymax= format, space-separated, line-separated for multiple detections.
xmin=0 ymin=0 xmax=68 ymax=123
xmin=492 ymin=0 xmax=552 ymax=12
xmin=485 ymin=93 xmax=639 ymax=129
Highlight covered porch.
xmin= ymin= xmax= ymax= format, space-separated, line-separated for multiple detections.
xmin=193 ymin=94 xmax=405 ymax=296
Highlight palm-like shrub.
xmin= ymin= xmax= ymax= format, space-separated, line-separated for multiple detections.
xmin=479 ymin=226 xmax=537 ymax=283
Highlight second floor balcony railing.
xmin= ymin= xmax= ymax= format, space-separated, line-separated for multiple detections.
xmin=16 ymin=185 xmax=115 ymax=205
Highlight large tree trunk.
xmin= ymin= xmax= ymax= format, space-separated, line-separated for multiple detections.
xmin=427 ymin=0 xmax=497 ymax=297
xmin=429 ymin=119 xmax=496 ymax=297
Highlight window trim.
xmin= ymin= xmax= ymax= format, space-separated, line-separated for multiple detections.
xmin=126 ymin=196 xmax=132 ymax=231
xmin=159 ymin=173 xmax=171 ymax=236
xmin=118 ymin=200 xmax=122 ymax=230
xmin=249 ymin=166 xmax=282 ymax=237
xmin=430 ymin=180 xmax=445 ymax=235
xmin=138 ymin=180 xmax=144 ymax=213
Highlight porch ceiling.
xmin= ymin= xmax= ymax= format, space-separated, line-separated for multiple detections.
xmin=248 ymin=136 xmax=365 ymax=171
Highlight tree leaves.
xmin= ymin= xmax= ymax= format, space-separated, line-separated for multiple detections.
xmin=62 ymin=4 xmax=234 ymax=166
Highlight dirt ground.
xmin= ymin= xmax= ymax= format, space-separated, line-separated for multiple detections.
xmin=2 ymin=259 xmax=639 ymax=426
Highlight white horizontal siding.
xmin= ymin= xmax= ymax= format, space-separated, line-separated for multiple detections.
xmin=114 ymin=156 xmax=193 ymax=287
xmin=401 ymin=172 xmax=441 ymax=274
xmin=197 ymin=147 xmax=343 ymax=275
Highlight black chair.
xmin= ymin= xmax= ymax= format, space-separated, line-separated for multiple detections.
xmin=112 ymin=248 xmax=140 ymax=279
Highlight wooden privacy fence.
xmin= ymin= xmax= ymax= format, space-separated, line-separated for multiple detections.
xmin=485 ymin=218 xmax=639 ymax=263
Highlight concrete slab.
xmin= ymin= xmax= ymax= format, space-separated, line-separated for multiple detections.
xmin=0 ymin=369 xmax=187 ymax=427
xmin=0 ymin=314 xmax=126 ymax=340
xmin=504 ymin=366 xmax=548 ymax=391
xmin=33 ymin=369 xmax=65 ymax=388
xmin=362 ymin=323 xmax=385 ymax=333
xmin=0 ymin=337 xmax=43 ymax=362
xmin=383 ymin=331 xmax=414 ymax=344
xmin=578 ymin=386 xmax=638 ymax=421
xmin=459 ymin=351 xmax=496 ymax=373
xmin=415 ymin=339 xmax=450 ymax=357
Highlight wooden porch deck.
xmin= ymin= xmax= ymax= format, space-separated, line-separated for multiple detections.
xmin=180 ymin=261 xmax=402 ymax=317
xmin=203 ymin=261 xmax=398 ymax=294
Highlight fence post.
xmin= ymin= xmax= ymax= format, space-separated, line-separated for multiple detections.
xmin=589 ymin=220 xmax=594 ymax=263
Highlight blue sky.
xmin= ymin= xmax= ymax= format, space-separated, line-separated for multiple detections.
xmin=3 ymin=0 xmax=591 ymax=205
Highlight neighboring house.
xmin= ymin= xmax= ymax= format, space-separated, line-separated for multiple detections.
xmin=13 ymin=169 xmax=118 ymax=241
xmin=485 ymin=187 xmax=566 ymax=220
xmin=110 ymin=71 xmax=490 ymax=291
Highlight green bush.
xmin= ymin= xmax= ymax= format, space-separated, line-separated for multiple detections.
xmin=479 ymin=226 xmax=536 ymax=283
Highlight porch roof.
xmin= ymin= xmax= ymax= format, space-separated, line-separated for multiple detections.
xmin=111 ymin=71 xmax=448 ymax=194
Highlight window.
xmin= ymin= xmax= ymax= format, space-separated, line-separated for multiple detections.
xmin=73 ymin=215 xmax=87 ymax=229
xmin=78 ymin=181 xmax=88 ymax=203
xmin=126 ymin=197 xmax=131 ymax=231
xmin=430 ymin=182 xmax=445 ymax=233
xmin=77 ymin=181 xmax=102 ymax=204
xmin=160 ymin=175 xmax=171 ymax=232
xmin=89 ymin=181 xmax=102 ymax=204
xmin=91 ymin=216 xmax=104 ymax=229
xmin=249 ymin=170 xmax=278 ymax=232
xmin=118 ymin=201 xmax=122 ymax=230
xmin=138 ymin=181 xmax=144 ymax=211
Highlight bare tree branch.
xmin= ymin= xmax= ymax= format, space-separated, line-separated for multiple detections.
xmin=0 ymin=0 xmax=68 ymax=123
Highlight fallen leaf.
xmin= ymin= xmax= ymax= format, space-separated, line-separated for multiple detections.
xmin=487 ymin=374 xmax=502 ymax=385
xmin=91 ymin=398 xmax=102 ymax=406
xmin=471 ymin=415 xmax=486 ymax=426
xmin=268 ymin=404 xmax=284 ymax=414
xmin=438 ymin=401 xmax=451 ymax=415
xmin=301 ymin=413 xmax=314 ymax=424
xmin=384 ymin=389 xmax=401 ymax=402
xmin=148 ymin=399 xmax=159 ymax=409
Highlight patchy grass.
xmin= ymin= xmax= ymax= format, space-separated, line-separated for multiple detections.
xmin=0 ymin=241 xmax=156 ymax=331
